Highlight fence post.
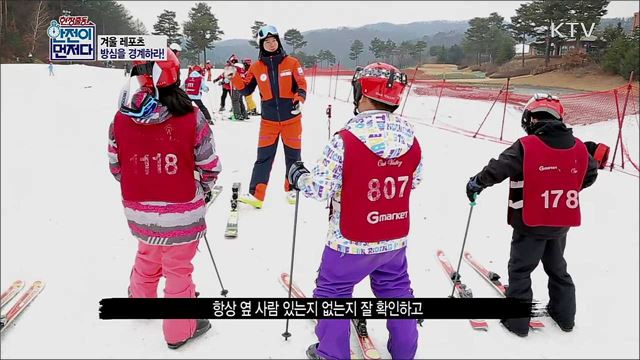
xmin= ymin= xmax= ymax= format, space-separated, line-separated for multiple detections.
xmin=313 ymin=64 xmax=318 ymax=93
xmin=333 ymin=62 xmax=340 ymax=100
xmin=473 ymin=84 xmax=505 ymax=138
xmin=328 ymin=64 xmax=333 ymax=97
xmin=400 ymin=64 xmax=419 ymax=116
xmin=610 ymin=89 xmax=623 ymax=171
xmin=617 ymin=71 xmax=635 ymax=169
xmin=499 ymin=77 xmax=511 ymax=141
xmin=432 ymin=78 xmax=446 ymax=124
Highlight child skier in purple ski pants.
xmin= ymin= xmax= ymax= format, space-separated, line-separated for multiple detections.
xmin=288 ymin=62 xmax=423 ymax=359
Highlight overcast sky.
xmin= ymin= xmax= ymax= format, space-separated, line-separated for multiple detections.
xmin=121 ymin=1 xmax=640 ymax=40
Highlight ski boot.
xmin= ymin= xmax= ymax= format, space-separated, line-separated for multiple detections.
xmin=306 ymin=343 xmax=323 ymax=359
xmin=167 ymin=319 xmax=212 ymax=349
xmin=547 ymin=305 xmax=574 ymax=332
xmin=500 ymin=318 xmax=528 ymax=337
xmin=286 ymin=191 xmax=297 ymax=205
xmin=238 ymin=193 xmax=263 ymax=209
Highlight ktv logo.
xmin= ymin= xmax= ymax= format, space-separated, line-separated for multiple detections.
xmin=48 ymin=16 xmax=96 ymax=61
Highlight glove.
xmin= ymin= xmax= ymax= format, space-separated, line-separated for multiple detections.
xmin=585 ymin=141 xmax=610 ymax=169
xmin=288 ymin=161 xmax=310 ymax=191
xmin=466 ymin=176 xmax=484 ymax=203
xmin=291 ymin=95 xmax=304 ymax=115
xmin=204 ymin=190 xmax=213 ymax=204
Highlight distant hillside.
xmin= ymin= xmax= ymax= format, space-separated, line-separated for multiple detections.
xmin=207 ymin=20 xmax=468 ymax=67
xmin=206 ymin=17 xmax=633 ymax=68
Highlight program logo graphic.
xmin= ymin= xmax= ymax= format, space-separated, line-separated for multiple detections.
xmin=48 ymin=16 xmax=96 ymax=61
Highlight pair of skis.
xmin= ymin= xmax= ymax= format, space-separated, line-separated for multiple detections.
xmin=224 ymin=183 xmax=241 ymax=238
xmin=279 ymin=273 xmax=380 ymax=360
xmin=1 ymin=280 xmax=45 ymax=334
xmin=462 ymin=252 xmax=545 ymax=329
xmin=206 ymin=185 xmax=224 ymax=210
xmin=436 ymin=250 xmax=489 ymax=330
xmin=436 ymin=250 xmax=544 ymax=331
xmin=205 ymin=183 xmax=240 ymax=239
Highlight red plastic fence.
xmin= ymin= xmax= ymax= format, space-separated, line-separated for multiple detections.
xmin=411 ymin=80 xmax=639 ymax=126
xmin=307 ymin=66 xmax=638 ymax=176
xmin=304 ymin=65 xmax=354 ymax=77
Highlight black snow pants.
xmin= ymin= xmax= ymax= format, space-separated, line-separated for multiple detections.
xmin=504 ymin=230 xmax=576 ymax=333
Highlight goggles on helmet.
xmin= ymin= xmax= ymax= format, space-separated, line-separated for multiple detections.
xmin=256 ymin=25 xmax=279 ymax=41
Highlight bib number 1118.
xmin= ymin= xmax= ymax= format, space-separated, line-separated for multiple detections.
xmin=130 ymin=153 xmax=178 ymax=175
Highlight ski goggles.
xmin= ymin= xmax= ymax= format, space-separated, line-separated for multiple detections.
xmin=118 ymin=76 xmax=160 ymax=119
xmin=352 ymin=66 xmax=408 ymax=87
xmin=256 ymin=25 xmax=278 ymax=40
xmin=532 ymin=93 xmax=560 ymax=101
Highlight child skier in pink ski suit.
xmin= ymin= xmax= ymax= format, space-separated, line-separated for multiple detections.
xmin=108 ymin=48 xmax=221 ymax=349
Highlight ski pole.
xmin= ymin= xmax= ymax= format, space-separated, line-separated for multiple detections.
xmin=203 ymin=234 xmax=229 ymax=297
xmin=325 ymin=105 xmax=332 ymax=209
xmin=450 ymin=194 xmax=476 ymax=298
xmin=326 ymin=104 xmax=332 ymax=141
xmin=282 ymin=190 xmax=301 ymax=340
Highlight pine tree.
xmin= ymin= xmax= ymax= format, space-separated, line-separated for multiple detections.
xmin=248 ymin=20 xmax=266 ymax=49
xmin=182 ymin=2 xmax=223 ymax=63
xmin=369 ymin=37 xmax=385 ymax=60
xmin=152 ymin=10 xmax=181 ymax=45
xmin=349 ymin=39 xmax=364 ymax=66
xmin=413 ymin=40 xmax=427 ymax=64
xmin=283 ymin=28 xmax=307 ymax=54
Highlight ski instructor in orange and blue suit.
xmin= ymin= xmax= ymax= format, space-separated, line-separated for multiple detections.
xmin=230 ymin=24 xmax=307 ymax=208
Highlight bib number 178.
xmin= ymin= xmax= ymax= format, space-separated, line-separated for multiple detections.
xmin=541 ymin=189 xmax=579 ymax=209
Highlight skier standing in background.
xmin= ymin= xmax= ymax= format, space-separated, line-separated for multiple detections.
xmin=241 ymin=58 xmax=259 ymax=116
xmin=288 ymin=62 xmax=422 ymax=360
xmin=465 ymin=94 xmax=608 ymax=336
xmin=227 ymin=54 xmax=248 ymax=121
xmin=183 ymin=64 xmax=214 ymax=124
xmin=205 ymin=60 xmax=213 ymax=82
xmin=230 ymin=25 xmax=307 ymax=208
xmin=108 ymin=48 xmax=221 ymax=349
xmin=213 ymin=64 xmax=232 ymax=112
xmin=48 ymin=61 xmax=54 ymax=77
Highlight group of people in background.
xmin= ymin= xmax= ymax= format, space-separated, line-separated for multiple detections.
xmin=121 ymin=42 xmax=261 ymax=124
xmin=212 ymin=54 xmax=260 ymax=121
xmin=181 ymin=52 xmax=260 ymax=122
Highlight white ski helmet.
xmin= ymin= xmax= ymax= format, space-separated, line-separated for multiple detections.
xmin=169 ymin=43 xmax=182 ymax=53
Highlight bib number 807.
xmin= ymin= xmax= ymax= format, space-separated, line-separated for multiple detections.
xmin=367 ymin=176 xmax=409 ymax=202
xmin=541 ymin=189 xmax=579 ymax=209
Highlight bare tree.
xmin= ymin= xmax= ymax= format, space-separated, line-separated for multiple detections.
xmin=0 ymin=0 xmax=4 ymax=43
xmin=28 ymin=1 xmax=48 ymax=56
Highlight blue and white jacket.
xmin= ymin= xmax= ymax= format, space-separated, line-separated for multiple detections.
xmin=298 ymin=110 xmax=424 ymax=255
